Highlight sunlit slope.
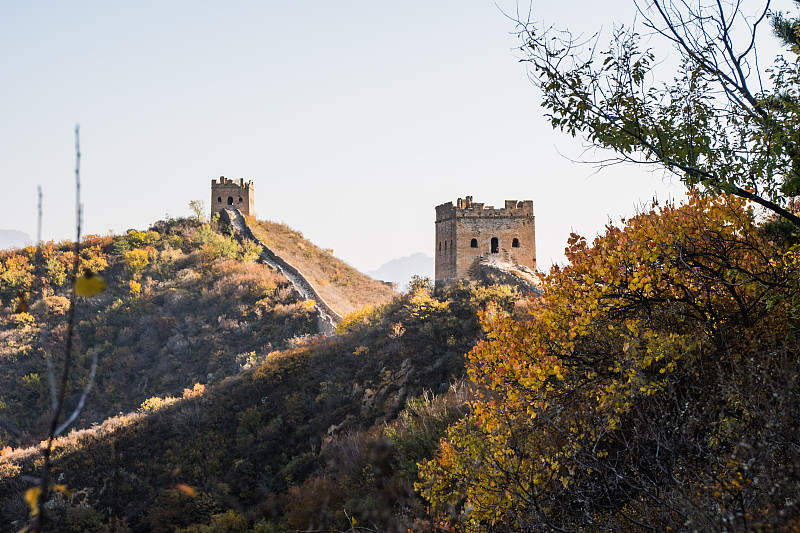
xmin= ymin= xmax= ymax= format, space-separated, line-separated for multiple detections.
xmin=246 ymin=217 xmax=396 ymax=315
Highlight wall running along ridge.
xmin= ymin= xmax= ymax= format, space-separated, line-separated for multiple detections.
xmin=220 ymin=208 xmax=342 ymax=335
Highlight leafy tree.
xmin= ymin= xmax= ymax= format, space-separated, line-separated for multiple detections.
xmin=518 ymin=0 xmax=800 ymax=225
xmin=111 ymin=235 xmax=130 ymax=257
xmin=772 ymin=0 xmax=800 ymax=52
xmin=125 ymin=229 xmax=160 ymax=248
xmin=44 ymin=255 xmax=68 ymax=288
xmin=189 ymin=199 xmax=206 ymax=223
xmin=418 ymin=193 xmax=800 ymax=531
xmin=0 ymin=255 xmax=33 ymax=304
xmin=123 ymin=248 xmax=149 ymax=277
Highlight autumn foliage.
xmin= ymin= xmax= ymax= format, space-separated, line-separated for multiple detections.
xmin=4 ymin=194 xmax=800 ymax=531
xmin=419 ymin=192 xmax=800 ymax=531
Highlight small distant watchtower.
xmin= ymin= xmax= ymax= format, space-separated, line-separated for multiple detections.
xmin=211 ymin=176 xmax=254 ymax=217
xmin=435 ymin=195 xmax=536 ymax=283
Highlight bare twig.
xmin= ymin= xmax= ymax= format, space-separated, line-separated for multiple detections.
xmin=55 ymin=346 xmax=98 ymax=437
xmin=32 ymin=124 xmax=84 ymax=532
xmin=44 ymin=353 xmax=58 ymax=414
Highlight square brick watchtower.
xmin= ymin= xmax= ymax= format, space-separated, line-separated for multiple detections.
xmin=435 ymin=195 xmax=536 ymax=283
xmin=211 ymin=176 xmax=254 ymax=217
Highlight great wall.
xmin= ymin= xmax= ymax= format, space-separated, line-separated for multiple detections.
xmin=219 ymin=207 xmax=342 ymax=335
xmin=212 ymin=178 xmax=540 ymax=335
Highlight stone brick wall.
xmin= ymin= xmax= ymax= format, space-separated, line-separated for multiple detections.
xmin=434 ymin=211 xmax=457 ymax=281
xmin=219 ymin=208 xmax=341 ymax=335
xmin=211 ymin=176 xmax=255 ymax=217
xmin=435 ymin=196 xmax=536 ymax=283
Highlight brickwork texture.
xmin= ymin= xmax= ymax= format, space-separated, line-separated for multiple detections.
xmin=435 ymin=196 xmax=536 ymax=283
xmin=211 ymin=176 xmax=255 ymax=217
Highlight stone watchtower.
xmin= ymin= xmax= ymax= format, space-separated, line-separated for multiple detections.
xmin=211 ymin=176 xmax=255 ymax=217
xmin=435 ymin=196 xmax=536 ymax=283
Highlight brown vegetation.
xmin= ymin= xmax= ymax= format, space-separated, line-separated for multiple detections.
xmin=0 ymin=281 xmax=518 ymax=531
xmin=246 ymin=217 xmax=396 ymax=316
xmin=0 ymin=218 xmax=317 ymax=451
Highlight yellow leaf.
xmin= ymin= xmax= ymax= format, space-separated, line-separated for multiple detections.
xmin=53 ymin=484 xmax=71 ymax=498
xmin=74 ymin=270 xmax=106 ymax=297
xmin=25 ymin=486 xmax=40 ymax=516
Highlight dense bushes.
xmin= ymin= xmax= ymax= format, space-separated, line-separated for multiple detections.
xmin=0 ymin=217 xmax=316 ymax=449
xmin=419 ymin=193 xmax=800 ymax=531
xmin=0 ymin=281 xmax=518 ymax=531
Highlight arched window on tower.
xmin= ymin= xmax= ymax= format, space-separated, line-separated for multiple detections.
xmin=470 ymin=238 xmax=477 ymax=248
xmin=238 ymin=197 xmax=243 ymax=203
xmin=491 ymin=237 xmax=499 ymax=253
xmin=217 ymin=197 xmax=222 ymax=203
xmin=444 ymin=241 xmax=447 ymax=251
xmin=227 ymin=197 xmax=234 ymax=205
xmin=450 ymin=240 xmax=453 ymax=253
xmin=512 ymin=238 xmax=520 ymax=248
xmin=439 ymin=242 xmax=442 ymax=254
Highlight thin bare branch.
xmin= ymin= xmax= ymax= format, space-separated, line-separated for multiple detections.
xmin=33 ymin=124 xmax=83 ymax=532
xmin=55 ymin=345 xmax=99 ymax=437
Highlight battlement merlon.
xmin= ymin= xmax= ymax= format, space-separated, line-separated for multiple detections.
xmin=435 ymin=197 xmax=534 ymax=221
xmin=435 ymin=202 xmax=455 ymax=221
xmin=211 ymin=176 xmax=254 ymax=190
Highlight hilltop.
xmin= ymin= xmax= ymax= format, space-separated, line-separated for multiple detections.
xmin=0 ymin=209 xmax=533 ymax=532
xmin=0 ymin=215 xmax=394 ymax=450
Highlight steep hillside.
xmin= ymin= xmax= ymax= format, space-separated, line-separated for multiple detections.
xmin=246 ymin=217 xmax=396 ymax=316
xmin=0 ymin=218 xmax=318 ymax=449
xmin=0 ymin=282 xmax=521 ymax=532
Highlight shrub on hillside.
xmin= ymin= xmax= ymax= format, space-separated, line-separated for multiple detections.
xmin=0 ymin=217 xmax=316 ymax=452
xmin=419 ymin=193 xmax=800 ymax=531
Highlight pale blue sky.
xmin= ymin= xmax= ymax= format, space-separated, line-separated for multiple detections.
xmin=1 ymin=1 xmax=786 ymax=272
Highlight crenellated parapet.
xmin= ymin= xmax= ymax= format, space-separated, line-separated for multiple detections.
xmin=211 ymin=176 xmax=255 ymax=217
xmin=435 ymin=195 xmax=536 ymax=283
xmin=436 ymin=196 xmax=534 ymax=221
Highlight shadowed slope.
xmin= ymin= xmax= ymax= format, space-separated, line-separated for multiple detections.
xmin=0 ymin=283 xmax=520 ymax=532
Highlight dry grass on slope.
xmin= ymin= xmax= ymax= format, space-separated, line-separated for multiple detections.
xmin=246 ymin=217 xmax=396 ymax=316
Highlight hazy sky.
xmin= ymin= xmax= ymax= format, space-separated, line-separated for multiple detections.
xmin=1 ymin=1 xmax=788 ymax=272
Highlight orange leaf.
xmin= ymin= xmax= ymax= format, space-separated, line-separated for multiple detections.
xmin=175 ymin=483 xmax=196 ymax=497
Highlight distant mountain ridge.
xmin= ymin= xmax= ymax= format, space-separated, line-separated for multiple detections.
xmin=0 ymin=230 xmax=32 ymax=250
xmin=368 ymin=252 xmax=434 ymax=290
